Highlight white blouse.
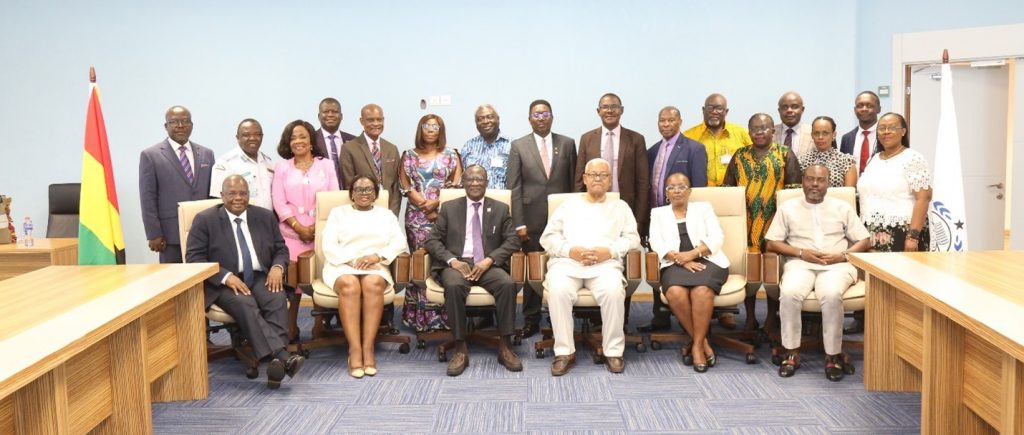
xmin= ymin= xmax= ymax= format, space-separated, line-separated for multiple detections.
xmin=857 ymin=148 xmax=932 ymax=227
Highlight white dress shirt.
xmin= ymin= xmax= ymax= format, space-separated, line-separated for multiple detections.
xmin=221 ymin=208 xmax=264 ymax=284
xmin=460 ymin=197 xmax=486 ymax=259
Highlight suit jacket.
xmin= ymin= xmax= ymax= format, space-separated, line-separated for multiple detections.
xmin=575 ymin=126 xmax=650 ymax=236
xmin=507 ymin=133 xmax=577 ymax=249
xmin=774 ymin=123 xmax=814 ymax=156
xmin=315 ymin=128 xmax=357 ymax=186
xmin=185 ymin=204 xmax=289 ymax=308
xmin=339 ymin=134 xmax=401 ymax=216
xmin=840 ymin=126 xmax=862 ymax=155
xmin=648 ymin=202 xmax=730 ymax=270
xmin=647 ymin=135 xmax=709 ymax=205
xmin=424 ymin=196 xmax=520 ymax=279
xmin=139 ymin=139 xmax=215 ymax=245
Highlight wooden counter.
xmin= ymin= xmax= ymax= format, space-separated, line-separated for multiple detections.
xmin=0 ymin=238 xmax=78 ymax=281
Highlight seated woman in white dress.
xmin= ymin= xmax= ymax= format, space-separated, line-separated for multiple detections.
xmin=322 ymin=175 xmax=409 ymax=378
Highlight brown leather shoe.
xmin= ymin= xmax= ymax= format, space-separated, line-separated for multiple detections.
xmin=605 ymin=356 xmax=625 ymax=373
xmin=550 ymin=353 xmax=576 ymax=376
xmin=497 ymin=347 xmax=523 ymax=372
xmin=446 ymin=352 xmax=469 ymax=376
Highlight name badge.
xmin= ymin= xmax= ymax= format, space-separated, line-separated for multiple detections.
xmin=720 ymin=154 xmax=732 ymax=165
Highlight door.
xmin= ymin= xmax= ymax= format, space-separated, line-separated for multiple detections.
xmin=908 ymin=63 xmax=1009 ymax=250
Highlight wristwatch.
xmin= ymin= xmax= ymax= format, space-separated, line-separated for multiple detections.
xmin=907 ymin=228 xmax=922 ymax=240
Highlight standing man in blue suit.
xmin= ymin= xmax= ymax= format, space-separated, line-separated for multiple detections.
xmin=839 ymin=91 xmax=881 ymax=175
xmin=139 ymin=105 xmax=215 ymax=263
xmin=641 ymin=106 xmax=708 ymax=332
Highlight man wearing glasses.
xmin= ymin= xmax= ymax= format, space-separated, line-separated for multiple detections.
xmin=461 ymin=105 xmax=512 ymax=189
xmin=507 ymin=99 xmax=577 ymax=338
xmin=683 ymin=93 xmax=752 ymax=187
xmin=140 ymin=105 xmax=215 ymax=263
xmin=210 ymin=119 xmax=275 ymax=211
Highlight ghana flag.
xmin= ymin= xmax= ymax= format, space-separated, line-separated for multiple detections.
xmin=79 ymin=70 xmax=126 ymax=264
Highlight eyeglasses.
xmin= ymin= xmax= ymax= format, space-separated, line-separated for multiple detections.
xmin=585 ymin=172 xmax=611 ymax=180
xmin=463 ymin=176 xmax=487 ymax=185
xmin=166 ymin=119 xmax=193 ymax=127
xmin=750 ymin=126 xmax=773 ymax=134
xmin=702 ymin=105 xmax=727 ymax=113
xmin=598 ymin=104 xmax=622 ymax=112
xmin=666 ymin=184 xmax=690 ymax=192
xmin=352 ymin=187 xmax=376 ymax=195
xmin=877 ymin=126 xmax=904 ymax=133
xmin=530 ymin=111 xmax=552 ymax=120
xmin=421 ymin=123 xmax=441 ymax=132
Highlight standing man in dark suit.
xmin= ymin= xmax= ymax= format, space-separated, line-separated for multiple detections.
xmin=340 ymin=104 xmax=402 ymax=216
xmin=425 ymin=165 xmax=522 ymax=376
xmin=186 ymin=175 xmax=304 ymax=389
xmin=139 ymin=105 xmax=215 ymax=263
xmin=507 ymin=99 xmax=577 ymax=337
xmin=839 ymin=91 xmax=881 ymax=175
xmin=641 ymin=106 xmax=710 ymax=332
xmin=575 ymin=93 xmax=650 ymax=237
xmin=314 ymin=97 xmax=357 ymax=188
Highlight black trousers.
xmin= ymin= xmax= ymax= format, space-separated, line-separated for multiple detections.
xmin=210 ymin=271 xmax=289 ymax=360
xmin=439 ymin=259 xmax=517 ymax=341
xmin=160 ymin=243 xmax=183 ymax=264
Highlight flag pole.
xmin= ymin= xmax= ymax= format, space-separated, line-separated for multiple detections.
xmin=942 ymin=49 xmax=948 ymax=64
xmin=89 ymin=66 xmax=96 ymax=83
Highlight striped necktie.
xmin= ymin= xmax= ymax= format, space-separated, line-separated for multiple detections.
xmin=178 ymin=145 xmax=194 ymax=184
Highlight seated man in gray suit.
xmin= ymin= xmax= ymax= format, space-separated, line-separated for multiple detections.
xmin=425 ymin=165 xmax=522 ymax=376
xmin=186 ymin=175 xmax=304 ymax=389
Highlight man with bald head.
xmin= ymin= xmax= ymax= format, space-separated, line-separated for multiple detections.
xmin=187 ymin=175 xmax=304 ymax=389
xmin=684 ymin=93 xmax=752 ymax=187
xmin=140 ymin=105 xmax=215 ymax=263
xmin=315 ymin=97 xmax=358 ymax=187
xmin=461 ymin=104 xmax=512 ymax=189
xmin=774 ymin=92 xmax=813 ymax=156
xmin=211 ymin=118 xmax=275 ymax=210
xmin=340 ymin=104 xmax=401 ymax=216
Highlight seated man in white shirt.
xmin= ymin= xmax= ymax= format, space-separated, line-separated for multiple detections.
xmin=540 ymin=158 xmax=641 ymax=375
xmin=764 ymin=164 xmax=870 ymax=381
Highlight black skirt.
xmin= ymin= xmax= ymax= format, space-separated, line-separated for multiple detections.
xmin=660 ymin=222 xmax=728 ymax=294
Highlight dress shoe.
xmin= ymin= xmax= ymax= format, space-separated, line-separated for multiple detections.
xmin=284 ymin=354 xmax=305 ymax=378
xmin=447 ymin=352 xmax=469 ymax=376
xmin=550 ymin=353 xmax=576 ymax=376
xmin=267 ymin=358 xmax=286 ymax=389
xmin=363 ymin=365 xmax=377 ymax=376
xmin=718 ymin=313 xmax=738 ymax=330
xmin=778 ymin=352 xmax=800 ymax=378
xmin=347 ymin=357 xmax=364 ymax=379
xmin=497 ymin=347 xmax=523 ymax=372
xmin=824 ymin=354 xmax=845 ymax=382
xmin=605 ymin=356 xmax=625 ymax=373
xmin=521 ymin=322 xmax=540 ymax=339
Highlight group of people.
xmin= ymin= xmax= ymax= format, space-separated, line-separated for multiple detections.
xmin=141 ymin=89 xmax=933 ymax=387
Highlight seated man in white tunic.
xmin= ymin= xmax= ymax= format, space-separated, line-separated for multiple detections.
xmin=540 ymin=158 xmax=641 ymax=376
xmin=765 ymin=164 xmax=870 ymax=381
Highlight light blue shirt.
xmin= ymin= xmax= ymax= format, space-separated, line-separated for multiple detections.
xmin=460 ymin=133 xmax=511 ymax=189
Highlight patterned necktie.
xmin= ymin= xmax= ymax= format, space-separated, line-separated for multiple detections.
xmin=652 ymin=138 xmax=672 ymax=206
xmin=603 ymin=131 xmax=618 ymax=192
xmin=471 ymin=202 xmax=484 ymax=263
xmin=539 ymin=137 xmax=551 ymax=177
xmin=370 ymin=140 xmax=382 ymax=179
xmin=178 ymin=145 xmax=194 ymax=184
xmin=859 ymin=131 xmax=871 ymax=174
xmin=328 ymin=134 xmax=341 ymax=187
xmin=234 ymin=218 xmax=255 ymax=288
xmin=784 ymin=128 xmax=794 ymax=149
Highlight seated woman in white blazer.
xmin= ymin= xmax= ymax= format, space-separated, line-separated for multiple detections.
xmin=649 ymin=173 xmax=730 ymax=373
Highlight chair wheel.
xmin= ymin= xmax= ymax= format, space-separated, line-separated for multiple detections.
xmin=771 ymin=354 xmax=783 ymax=366
xmin=650 ymin=340 xmax=662 ymax=351
xmin=438 ymin=351 xmax=447 ymax=362
xmin=535 ymin=349 xmax=545 ymax=359
xmin=416 ymin=340 xmax=426 ymax=349
xmin=399 ymin=343 xmax=411 ymax=354
xmin=635 ymin=343 xmax=646 ymax=353
xmin=592 ymin=354 xmax=605 ymax=364
xmin=245 ymin=367 xmax=258 ymax=379
xmin=512 ymin=335 xmax=522 ymax=346
xmin=745 ymin=353 xmax=758 ymax=364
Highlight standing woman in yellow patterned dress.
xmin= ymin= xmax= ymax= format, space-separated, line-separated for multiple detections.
xmin=722 ymin=113 xmax=801 ymax=332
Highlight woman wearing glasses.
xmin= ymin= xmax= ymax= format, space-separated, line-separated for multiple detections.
xmin=322 ymin=175 xmax=409 ymax=378
xmin=857 ymin=113 xmax=932 ymax=252
xmin=399 ymin=114 xmax=463 ymax=332
xmin=649 ymin=173 xmax=730 ymax=373
xmin=272 ymin=120 xmax=339 ymax=262
xmin=798 ymin=116 xmax=857 ymax=187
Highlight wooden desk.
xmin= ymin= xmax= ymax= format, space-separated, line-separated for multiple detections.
xmin=0 ymin=264 xmax=217 ymax=435
xmin=0 ymin=239 xmax=78 ymax=281
xmin=850 ymin=251 xmax=1024 ymax=434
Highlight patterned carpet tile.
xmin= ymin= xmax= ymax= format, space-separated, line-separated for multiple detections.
xmin=524 ymin=402 xmax=625 ymax=431
xmin=152 ymin=407 xmax=258 ymax=435
xmin=238 ymin=404 xmax=343 ymax=434
xmin=706 ymin=399 xmax=821 ymax=428
xmin=528 ymin=376 xmax=613 ymax=403
xmin=618 ymin=399 xmax=720 ymax=431
xmin=694 ymin=372 xmax=790 ymax=400
xmin=798 ymin=394 xmax=920 ymax=428
xmin=355 ymin=378 xmax=443 ymax=405
xmin=431 ymin=401 xmax=524 ymax=433
xmin=438 ymin=378 xmax=529 ymax=402
xmin=331 ymin=404 xmax=437 ymax=433
xmin=608 ymin=376 xmax=704 ymax=400
xmin=177 ymin=380 xmax=273 ymax=408
xmin=726 ymin=427 xmax=832 ymax=435
xmin=259 ymin=381 xmax=362 ymax=406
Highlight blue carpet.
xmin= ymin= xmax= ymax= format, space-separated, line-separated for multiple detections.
xmin=152 ymin=300 xmax=921 ymax=434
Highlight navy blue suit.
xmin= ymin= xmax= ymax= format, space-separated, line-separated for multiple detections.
xmin=647 ymin=135 xmax=708 ymax=208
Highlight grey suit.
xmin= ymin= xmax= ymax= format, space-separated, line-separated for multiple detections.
xmin=425 ymin=197 xmax=520 ymax=339
xmin=507 ymin=132 xmax=576 ymax=323
xmin=139 ymin=139 xmax=215 ymax=263
xmin=339 ymin=134 xmax=402 ymax=216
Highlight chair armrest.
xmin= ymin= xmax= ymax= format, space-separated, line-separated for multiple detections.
xmin=526 ymin=251 xmax=547 ymax=284
xmin=762 ymin=252 xmax=781 ymax=285
xmin=391 ymin=252 xmax=411 ymax=287
xmin=644 ymin=251 xmax=661 ymax=284
xmin=295 ymin=250 xmax=315 ymax=286
xmin=510 ymin=251 xmax=526 ymax=284
xmin=745 ymin=252 xmax=763 ymax=283
xmin=410 ymin=248 xmax=429 ymax=286
xmin=624 ymin=249 xmax=642 ymax=297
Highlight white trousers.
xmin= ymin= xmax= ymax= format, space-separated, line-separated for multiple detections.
xmin=545 ymin=270 xmax=625 ymax=357
xmin=778 ymin=264 xmax=855 ymax=355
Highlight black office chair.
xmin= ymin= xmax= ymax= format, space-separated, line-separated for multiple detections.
xmin=47 ymin=183 xmax=80 ymax=238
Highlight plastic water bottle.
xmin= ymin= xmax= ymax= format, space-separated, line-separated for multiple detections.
xmin=22 ymin=216 xmax=34 ymax=247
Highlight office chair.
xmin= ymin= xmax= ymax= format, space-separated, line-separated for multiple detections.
xmin=409 ymin=189 xmax=525 ymax=362
xmin=528 ymin=192 xmax=646 ymax=364
xmin=645 ymin=186 xmax=763 ymax=364
xmin=47 ymin=183 xmax=80 ymax=238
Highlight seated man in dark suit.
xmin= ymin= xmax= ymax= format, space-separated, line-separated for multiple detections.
xmin=186 ymin=175 xmax=304 ymax=389
xmin=424 ymin=165 xmax=522 ymax=376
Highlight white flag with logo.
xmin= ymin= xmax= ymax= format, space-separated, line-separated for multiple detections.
xmin=928 ymin=63 xmax=969 ymax=251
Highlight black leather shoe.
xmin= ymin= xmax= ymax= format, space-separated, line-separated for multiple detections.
xmin=447 ymin=352 xmax=469 ymax=376
xmin=284 ymin=354 xmax=305 ymax=378
xmin=778 ymin=352 xmax=800 ymax=378
xmin=267 ymin=358 xmax=286 ymax=389
xmin=521 ymin=322 xmax=540 ymax=339
xmin=825 ymin=354 xmax=845 ymax=382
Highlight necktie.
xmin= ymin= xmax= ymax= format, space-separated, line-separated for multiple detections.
xmin=603 ymin=131 xmax=618 ymax=191
xmin=652 ymin=139 xmax=671 ymax=206
xmin=539 ymin=137 xmax=551 ymax=177
xmin=179 ymin=145 xmax=194 ymax=184
xmin=329 ymin=134 xmax=341 ymax=186
xmin=859 ymin=130 xmax=870 ymax=174
xmin=784 ymin=128 xmax=794 ymax=149
xmin=471 ymin=202 xmax=484 ymax=263
xmin=370 ymin=140 xmax=382 ymax=180
xmin=234 ymin=218 xmax=255 ymax=288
